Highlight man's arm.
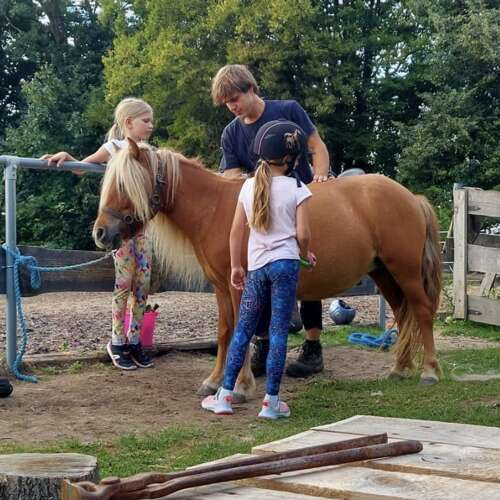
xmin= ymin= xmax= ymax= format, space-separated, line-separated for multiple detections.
xmin=308 ymin=130 xmax=330 ymax=183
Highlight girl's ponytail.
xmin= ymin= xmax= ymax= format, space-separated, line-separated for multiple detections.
xmin=105 ymin=122 xmax=123 ymax=141
xmin=251 ymin=160 xmax=272 ymax=232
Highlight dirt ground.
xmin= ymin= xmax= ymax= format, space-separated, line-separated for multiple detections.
xmin=0 ymin=292 xmax=498 ymax=445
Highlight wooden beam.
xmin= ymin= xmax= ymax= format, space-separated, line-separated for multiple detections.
xmin=453 ymin=189 xmax=468 ymax=319
xmin=467 ymin=295 xmax=500 ymax=326
xmin=478 ymin=273 xmax=497 ymax=297
xmin=467 ymin=189 xmax=500 ymax=217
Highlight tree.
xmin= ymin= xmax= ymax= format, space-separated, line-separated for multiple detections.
xmin=103 ymin=0 xmax=428 ymax=175
xmin=2 ymin=1 xmax=113 ymax=249
xmin=398 ymin=0 xmax=499 ymax=221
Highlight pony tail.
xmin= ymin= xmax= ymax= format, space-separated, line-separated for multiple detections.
xmin=105 ymin=123 xmax=123 ymax=141
xmin=251 ymin=160 xmax=272 ymax=232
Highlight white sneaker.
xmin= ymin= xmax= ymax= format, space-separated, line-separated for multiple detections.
xmin=258 ymin=395 xmax=291 ymax=420
xmin=201 ymin=388 xmax=234 ymax=415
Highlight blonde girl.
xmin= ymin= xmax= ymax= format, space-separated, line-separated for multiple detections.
xmin=201 ymin=120 xmax=315 ymax=419
xmin=43 ymin=98 xmax=155 ymax=370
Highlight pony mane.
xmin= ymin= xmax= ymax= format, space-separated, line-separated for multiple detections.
xmin=100 ymin=143 xmax=206 ymax=290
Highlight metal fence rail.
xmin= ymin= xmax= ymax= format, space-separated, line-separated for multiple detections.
xmin=0 ymin=155 xmax=103 ymax=370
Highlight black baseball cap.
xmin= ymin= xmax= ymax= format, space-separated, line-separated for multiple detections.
xmin=253 ymin=120 xmax=308 ymax=162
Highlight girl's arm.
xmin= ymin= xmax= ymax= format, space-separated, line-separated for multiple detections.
xmin=229 ymin=202 xmax=247 ymax=290
xmin=41 ymin=146 xmax=110 ymax=174
xmin=82 ymin=146 xmax=110 ymax=165
xmin=296 ymin=198 xmax=311 ymax=259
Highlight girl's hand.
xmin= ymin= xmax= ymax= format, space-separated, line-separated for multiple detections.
xmin=41 ymin=152 xmax=85 ymax=175
xmin=300 ymin=251 xmax=317 ymax=271
xmin=231 ymin=266 xmax=246 ymax=290
xmin=41 ymin=151 xmax=75 ymax=167
xmin=307 ymin=251 xmax=317 ymax=267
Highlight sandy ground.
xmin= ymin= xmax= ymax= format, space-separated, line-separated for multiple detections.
xmin=0 ymin=291 xmax=498 ymax=445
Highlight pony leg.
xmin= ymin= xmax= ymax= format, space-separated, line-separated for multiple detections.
xmin=369 ymin=268 xmax=415 ymax=379
xmin=231 ymin=285 xmax=256 ymax=403
xmin=394 ymin=277 xmax=440 ymax=384
xmin=197 ymin=287 xmax=233 ymax=396
xmin=233 ymin=347 xmax=257 ymax=403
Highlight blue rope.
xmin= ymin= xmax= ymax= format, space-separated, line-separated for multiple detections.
xmin=2 ymin=244 xmax=114 ymax=382
xmin=347 ymin=328 xmax=398 ymax=351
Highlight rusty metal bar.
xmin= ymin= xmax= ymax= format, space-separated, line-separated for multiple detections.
xmin=61 ymin=433 xmax=387 ymax=500
xmin=61 ymin=435 xmax=424 ymax=500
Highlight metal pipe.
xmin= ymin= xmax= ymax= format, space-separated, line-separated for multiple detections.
xmin=0 ymin=155 xmax=104 ymax=174
xmin=4 ymin=157 xmax=17 ymax=369
xmin=0 ymin=155 xmax=104 ymax=372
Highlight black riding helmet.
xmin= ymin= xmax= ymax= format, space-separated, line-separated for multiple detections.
xmin=253 ymin=120 xmax=308 ymax=185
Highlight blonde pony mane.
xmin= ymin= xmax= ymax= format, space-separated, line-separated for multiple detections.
xmin=101 ymin=143 xmax=206 ymax=290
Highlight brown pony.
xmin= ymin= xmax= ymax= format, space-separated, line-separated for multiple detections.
xmin=93 ymin=141 xmax=442 ymax=401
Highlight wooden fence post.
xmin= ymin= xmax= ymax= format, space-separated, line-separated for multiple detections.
xmin=453 ymin=188 xmax=468 ymax=319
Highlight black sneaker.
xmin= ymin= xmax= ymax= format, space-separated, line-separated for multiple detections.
xmin=285 ymin=340 xmax=324 ymax=378
xmin=107 ymin=342 xmax=137 ymax=371
xmin=250 ymin=337 xmax=269 ymax=377
xmin=129 ymin=342 xmax=154 ymax=368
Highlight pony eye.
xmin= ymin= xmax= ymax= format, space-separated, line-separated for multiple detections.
xmin=124 ymin=214 xmax=134 ymax=224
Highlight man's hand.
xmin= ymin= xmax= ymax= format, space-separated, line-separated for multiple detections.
xmin=223 ymin=168 xmax=246 ymax=179
xmin=231 ymin=266 xmax=246 ymax=290
xmin=312 ymin=173 xmax=329 ymax=183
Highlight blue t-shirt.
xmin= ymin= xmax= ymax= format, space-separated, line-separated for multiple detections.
xmin=219 ymin=100 xmax=316 ymax=184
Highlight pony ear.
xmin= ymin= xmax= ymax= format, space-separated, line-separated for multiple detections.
xmin=127 ymin=137 xmax=140 ymax=160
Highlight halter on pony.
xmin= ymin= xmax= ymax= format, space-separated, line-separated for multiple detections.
xmin=100 ymin=139 xmax=167 ymax=231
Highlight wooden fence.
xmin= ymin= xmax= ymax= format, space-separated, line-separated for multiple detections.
xmin=0 ymin=245 xmax=376 ymax=298
xmin=453 ymin=188 xmax=500 ymax=326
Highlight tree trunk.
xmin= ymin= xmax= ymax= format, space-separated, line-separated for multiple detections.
xmin=0 ymin=453 xmax=98 ymax=500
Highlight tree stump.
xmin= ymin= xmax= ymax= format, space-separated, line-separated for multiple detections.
xmin=0 ymin=453 xmax=98 ymax=500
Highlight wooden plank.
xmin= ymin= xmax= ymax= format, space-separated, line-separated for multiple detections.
xmin=479 ymin=273 xmax=497 ymax=297
xmin=21 ymin=337 xmax=217 ymax=367
xmin=253 ymin=430 xmax=500 ymax=483
xmin=243 ymin=464 xmax=500 ymax=499
xmin=468 ymin=244 xmax=500 ymax=274
xmin=0 ymin=245 xmax=115 ymax=295
xmin=360 ymin=441 xmax=500 ymax=483
xmin=169 ymin=482 xmax=321 ymax=499
xmin=468 ymin=188 xmax=500 ymax=217
xmin=467 ymin=295 xmax=500 ymax=326
xmin=252 ymin=431 xmax=365 ymax=456
xmin=313 ymin=415 xmax=500 ymax=450
xmin=454 ymin=189 xmax=468 ymax=318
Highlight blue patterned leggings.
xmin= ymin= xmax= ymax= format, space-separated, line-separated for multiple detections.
xmin=223 ymin=259 xmax=300 ymax=395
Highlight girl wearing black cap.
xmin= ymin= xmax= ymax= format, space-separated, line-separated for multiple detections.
xmin=201 ymin=121 xmax=316 ymax=419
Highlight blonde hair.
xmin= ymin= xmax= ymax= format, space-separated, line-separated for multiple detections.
xmin=251 ymin=160 xmax=273 ymax=232
xmin=211 ymin=64 xmax=259 ymax=105
xmin=106 ymin=97 xmax=153 ymax=141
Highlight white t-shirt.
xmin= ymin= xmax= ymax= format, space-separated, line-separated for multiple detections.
xmin=238 ymin=176 xmax=312 ymax=271
xmin=103 ymin=139 xmax=129 ymax=155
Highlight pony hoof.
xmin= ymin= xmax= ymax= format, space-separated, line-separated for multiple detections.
xmin=420 ymin=376 xmax=439 ymax=386
xmin=232 ymin=392 xmax=247 ymax=404
xmin=197 ymin=384 xmax=217 ymax=396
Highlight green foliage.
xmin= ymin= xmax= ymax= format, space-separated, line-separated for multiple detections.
xmin=398 ymin=1 xmax=500 ymax=209
xmin=2 ymin=1 xmax=113 ymax=249
xmin=2 ymin=0 xmax=498 ymax=249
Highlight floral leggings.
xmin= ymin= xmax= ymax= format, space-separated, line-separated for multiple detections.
xmin=223 ymin=259 xmax=300 ymax=396
xmin=111 ymin=233 xmax=153 ymax=345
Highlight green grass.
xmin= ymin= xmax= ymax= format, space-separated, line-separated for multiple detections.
xmin=1 ymin=347 xmax=498 ymax=478
xmin=436 ymin=318 xmax=500 ymax=342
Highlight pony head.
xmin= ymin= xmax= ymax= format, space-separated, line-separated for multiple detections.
xmin=93 ymin=139 xmax=178 ymax=249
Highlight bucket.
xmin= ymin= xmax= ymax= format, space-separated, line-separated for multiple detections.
xmin=124 ymin=310 xmax=158 ymax=348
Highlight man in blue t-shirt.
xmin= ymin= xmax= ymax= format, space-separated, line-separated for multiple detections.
xmin=212 ymin=64 xmax=330 ymax=378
